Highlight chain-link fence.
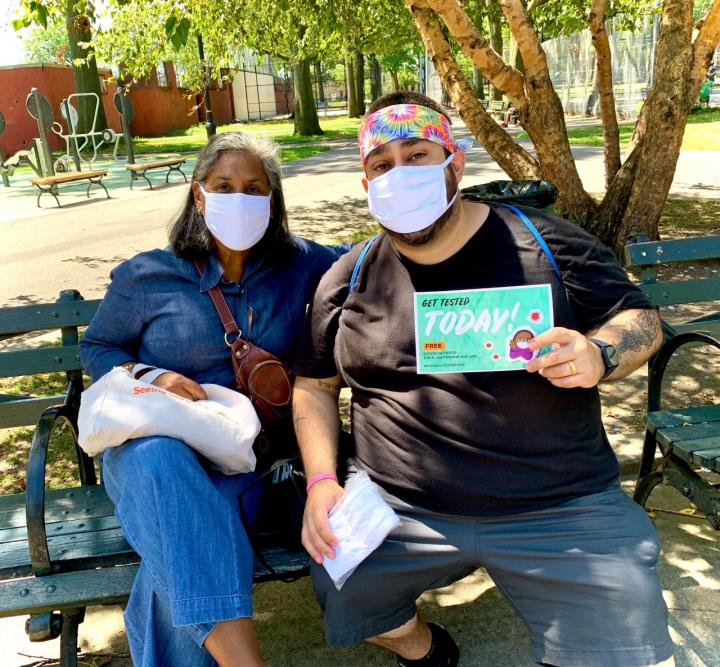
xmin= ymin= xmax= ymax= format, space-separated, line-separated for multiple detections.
xmin=542 ymin=14 xmax=660 ymax=120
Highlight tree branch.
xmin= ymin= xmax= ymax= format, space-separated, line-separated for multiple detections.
xmin=588 ymin=0 xmax=621 ymax=188
xmin=408 ymin=1 xmax=542 ymax=179
xmin=419 ymin=0 xmax=527 ymax=108
xmin=691 ymin=0 xmax=720 ymax=95
xmin=497 ymin=0 xmax=549 ymax=80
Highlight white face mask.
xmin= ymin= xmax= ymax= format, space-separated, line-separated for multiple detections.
xmin=199 ymin=185 xmax=271 ymax=251
xmin=367 ymin=153 xmax=457 ymax=233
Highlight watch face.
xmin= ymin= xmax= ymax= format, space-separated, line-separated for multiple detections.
xmin=605 ymin=345 xmax=619 ymax=368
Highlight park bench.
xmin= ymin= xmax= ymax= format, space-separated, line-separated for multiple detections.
xmin=488 ymin=100 xmax=505 ymax=119
xmin=0 ymin=290 xmax=308 ymax=667
xmin=30 ymin=170 xmax=109 ymax=209
xmin=624 ymin=235 xmax=720 ymax=530
xmin=125 ymin=156 xmax=187 ymax=190
xmin=478 ymin=99 xmax=489 ymax=110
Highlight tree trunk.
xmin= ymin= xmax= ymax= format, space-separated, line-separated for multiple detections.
xmin=488 ymin=9 xmax=504 ymax=101
xmin=354 ymin=51 xmax=366 ymax=115
xmin=409 ymin=2 xmax=541 ymax=180
xmin=472 ymin=67 xmax=485 ymax=98
xmin=606 ymin=0 xmax=694 ymax=252
xmin=423 ymin=0 xmax=596 ymax=223
xmin=589 ymin=0 xmax=621 ymax=190
xmin=65 ymin=0 xmax=107 ymax=135
xmin=510 ymin=35 xmax=525 ymax=74
xmin=346 ymin=55 xmax=361 ymax=117
xmin=314 ymin=60 xmax=325 ymax=104
xmin=369 ymin=54 xmax=382 ymax=100
xmin=591 ymin=0 xmax=720 ymax=256
xmin=390 ymin=69 xmax=400 ymax=91
xmin=292 ymin=59 xmax=323 ymax=135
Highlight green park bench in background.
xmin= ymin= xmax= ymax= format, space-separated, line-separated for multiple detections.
xmin=0 ymin=290 xmax=308 ymax=667
xmin=625 ymin=236 xmax=720 ymax=531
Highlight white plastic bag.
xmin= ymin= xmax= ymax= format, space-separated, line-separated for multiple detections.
xmin=78 ymin=366 xmax=260 ymax=474
xmin=323 ymin=471 xmax=401 ymax=590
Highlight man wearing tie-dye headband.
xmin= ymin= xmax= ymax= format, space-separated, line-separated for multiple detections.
xmin=292 ymin=92 xmax=672 ymax=667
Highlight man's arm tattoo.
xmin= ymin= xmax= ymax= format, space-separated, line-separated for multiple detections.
xmin=608 ymin=309 xmax=662 ymax=356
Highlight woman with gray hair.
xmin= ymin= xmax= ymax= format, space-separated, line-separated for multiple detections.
xmin=80 ymin=132 xmax=349 ymax=666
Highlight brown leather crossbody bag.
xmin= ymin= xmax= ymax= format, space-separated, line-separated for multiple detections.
xmin=194 ymin=260 xmax=292 ymax=426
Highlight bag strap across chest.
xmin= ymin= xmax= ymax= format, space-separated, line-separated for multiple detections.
xmin=347 ymin=203 xmax=562 ymax=294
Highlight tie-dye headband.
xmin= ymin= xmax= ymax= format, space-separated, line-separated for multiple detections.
xmin=358 ymin=103 xmax=472 ymax=166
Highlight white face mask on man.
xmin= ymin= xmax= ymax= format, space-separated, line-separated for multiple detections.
xmin=367 ymin=153 xmax=457 ymax=233
xmin=199 ymin=185 xmax=271 ymax=251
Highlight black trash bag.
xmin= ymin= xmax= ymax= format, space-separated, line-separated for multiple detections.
xmin=461 ymin=179 xmax=558 ymax=209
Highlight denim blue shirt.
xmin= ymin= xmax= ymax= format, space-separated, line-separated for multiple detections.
xmin=80 ymin=237 xmax=349 ymax=387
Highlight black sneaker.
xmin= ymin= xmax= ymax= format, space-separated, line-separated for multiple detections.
xmin=396 ymin=622 xmax=460 ymax=667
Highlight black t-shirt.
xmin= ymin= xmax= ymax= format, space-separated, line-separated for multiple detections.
xmin=293 ymin=205 xmax=653 ymax=516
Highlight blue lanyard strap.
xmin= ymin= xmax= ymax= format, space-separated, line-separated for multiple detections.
xmin=499 ymin=203 xmax=562 ymax=282
xmin=349 ymin=205 xmax=561 ymax=292
xmin=349 ymin=235 xmax=379 ymax=292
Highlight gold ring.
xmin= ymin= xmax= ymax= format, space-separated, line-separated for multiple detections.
xmin=568 ymin=361 xmax=577 ymax=376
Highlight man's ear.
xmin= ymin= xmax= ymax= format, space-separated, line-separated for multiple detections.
xmin=450 ymin=151 xmax=466 ymax=185
xmin=191 ymin=181 xmax=204 ymax=214
xmin=361 ymin=177 xmax=369 ymax=193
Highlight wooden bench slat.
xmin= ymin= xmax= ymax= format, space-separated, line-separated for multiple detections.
xmin=0 ymin=487 xmax=113 ymax=530
xmin=667 ymin=320 xmax=720 ymax=337
xmin=655 ymin=422 xmax=720 ymax=449
xmin=0 ymin=396 xmax=63 ymax=429
xmin=126 ymin=158 xmax=185 ymax=171
xmin=639 ymin=278 xmax=720 ymax=307
xmin=0 ymin=345 xmax=83 ymax=378
xmin=0 ymin=300 xmax=99 ymax=336
xmin=31 ymin=170 xmax=108 ymax=186
xmin=647 ymin=405 xmax=720 ymax=432
xmin=668 ymin=436 xmax=720 ymax=464
xmin=0 ymin=526 xmax=135 ymax=577
xmin=1 ymin=514 xmax=122 ymax=545
xmin=625 ymin=236 xmax=720 ymax=266
xmin=0 ymin=564 xmax=139 ymax=618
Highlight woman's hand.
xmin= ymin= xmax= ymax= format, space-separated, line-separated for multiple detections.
xmin=152 ymin=371 xmax=208 ymax=401
xmin=302 ymin=480 xmax=344 ymax=564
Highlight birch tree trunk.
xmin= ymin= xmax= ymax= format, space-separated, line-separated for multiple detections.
xmin=410 ymin=2 xmax=541 ymax=179
xmin=589 ymin=0 xmax=621 ymax=189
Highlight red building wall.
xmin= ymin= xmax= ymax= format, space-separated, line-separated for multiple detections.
xmin=0 ymin=64 xmax=121 ymax=156
xmin=0 ymin=62 xmax=238 ymax=155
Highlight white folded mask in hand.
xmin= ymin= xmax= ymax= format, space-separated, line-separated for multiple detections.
xmin=322 ymin=471 xmax=401 ymax=590
xmin=78 ymin=366 xmax=260 ymax=474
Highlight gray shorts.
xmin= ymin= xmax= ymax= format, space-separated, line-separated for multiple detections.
xmin=310 ymin=482 xmax=674 ymax=667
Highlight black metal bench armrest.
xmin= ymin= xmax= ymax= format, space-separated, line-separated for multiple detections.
xmin=648 ymin=332 xmax=720 ymax=413
xmin=26 ymin=403 xmax=84 ymax=576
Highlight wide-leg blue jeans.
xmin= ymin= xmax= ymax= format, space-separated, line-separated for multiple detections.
xmin=102 ymin=436 xmax=260 ymax=667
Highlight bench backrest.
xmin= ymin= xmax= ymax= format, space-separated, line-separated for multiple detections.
xmin=490 ymin=100 xmax=505 ymax=111
xmin=625 ymin=235 xmax=720 ymax=336
xmin=0 ymin=290 xmax=100 ymax=429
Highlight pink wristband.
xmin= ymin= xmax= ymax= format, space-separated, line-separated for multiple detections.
xmin=306 ymin=472 xmax=338 ymax=494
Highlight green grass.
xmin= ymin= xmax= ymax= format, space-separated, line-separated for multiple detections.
xmin=278 ymin=145 xmax=330 ymax=162
xmin=518 ymin=108 xmax=720 ymax=151
xmin=0 ymin=369 xmax=91 ymax=494
xmin=132 ymin=115 xmax=361 ymax=156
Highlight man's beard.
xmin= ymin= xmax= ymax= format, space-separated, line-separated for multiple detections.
xmin=384 ymin=166 xmax=459 ymax=248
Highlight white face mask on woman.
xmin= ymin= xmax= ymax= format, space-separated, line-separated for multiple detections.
xmin=199 ymin=185 xmax=271 ymax=251
xmin=367 ymin=153 xmax=457 ymax=233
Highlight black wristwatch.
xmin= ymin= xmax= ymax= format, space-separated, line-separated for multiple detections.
xmin=589 ymin=338 xmax=620 ymax=379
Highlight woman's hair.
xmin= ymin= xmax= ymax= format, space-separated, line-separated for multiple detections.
xmin=168 ymin=132 xmax=297 ymax=263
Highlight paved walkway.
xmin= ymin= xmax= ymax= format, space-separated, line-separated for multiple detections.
xmin=1 ymin=119 xmax=718 ymax=665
